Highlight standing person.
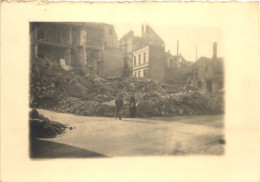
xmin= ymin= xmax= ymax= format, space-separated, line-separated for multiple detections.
xmin=129 ymin=94 xmax=136 ymax=118
xmin=115 ymin=94 xmax=123 ymax=120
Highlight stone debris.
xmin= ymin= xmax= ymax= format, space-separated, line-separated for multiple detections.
xmin=30 ymin=109 xmax=66 ymax=138
xmin=30 ymin=58 xmax=224 ymax=117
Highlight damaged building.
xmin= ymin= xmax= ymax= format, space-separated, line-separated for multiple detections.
xmin=192 ymin=42 xmax=224 ymax=93
xmin=120 ymin=24 xmax=166 ymax=80
xmin=120 ymin=24 xmax=224 ymax=91
xmin=132 ymin=45 xmax=166 ymax=81
xmin=30 ymin=22 xmax=123 ymax=77
xmin=164 ymin=40 xmax=194 ymax=83
xmin=119 ymin=31 xmax=146 ymax=77
xmin=165 ymin=50 xmax=194 ymax=83
xmin=120 ymin=24 xmax=165 ymax=79
xmin=164 ymin=42 xmax=224 ymax=94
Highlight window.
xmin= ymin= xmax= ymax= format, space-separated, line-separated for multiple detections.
xmin=139 ymin=54 xmax=141 ymax=65
xmin=134 ymin=56 xmax=136 ymax=66
xmin=143 ymin=52 xmax=146 ymax=63
xmin=87 ymin=30 xmax=100 ymax=41
xmin=133 ymin=72 xmax=136 ymax=77
xmin=143 ymin=69 xmax=146 ymax=77
xmin=37 ymin=29 xmax=46 ymax=40
xmin=138 ymin=70 xmax=141 ymax=77
xmin=207 ymin=81 xmax=212 ymax=93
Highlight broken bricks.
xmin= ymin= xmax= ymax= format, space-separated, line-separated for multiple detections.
xmin=30 ymin=57 xmax=224 ymax=118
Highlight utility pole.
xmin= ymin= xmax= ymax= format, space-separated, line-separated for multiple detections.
xmin=176 ymin=40 xmax=180 ymax=70
xmin=177 ymin=40 xmax=179 ymax=57
xmin=193 ymin=46 xmax=197 ymax=83
xmin=196 ymin=46 xmax=198 ymax=61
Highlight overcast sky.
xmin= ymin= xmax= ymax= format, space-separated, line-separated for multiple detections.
xmin=114 ymin=23 xmax=223 ymax=62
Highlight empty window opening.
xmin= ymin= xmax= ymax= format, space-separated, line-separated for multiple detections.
xmin=207 ymin=81 xmax=212 ymax=93
xmin=37 ymin=29 xmax=46 ymax=40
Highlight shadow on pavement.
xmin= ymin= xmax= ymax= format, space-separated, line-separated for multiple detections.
xmin=30 ymin=138 xmax=109 ymax=158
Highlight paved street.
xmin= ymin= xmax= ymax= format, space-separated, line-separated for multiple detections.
xmin=32 ymin=109 xmax=224 ymax=158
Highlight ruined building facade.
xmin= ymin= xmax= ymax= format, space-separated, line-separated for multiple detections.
xmin=192 ymin=43 xmax=224 ymax=93
xmin=164 ymin=52 xmax=194 ymax=83
xmin=132 ymin=46 xmax=166 ymax=81
xmin=30 ymin=22 xmax=123 ymax=77
xmin=120 ymin=24 xmax=166 ymax=80
xmin=164 ymin=42 xmax=224 ymax=94
xmin=120 ymin=24 xmax=224 ymax=92
xmin=119 ymin=31 xmax=146 ymax=73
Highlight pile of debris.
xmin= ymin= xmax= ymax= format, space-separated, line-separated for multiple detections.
xmin=30 ymin=109 xmax=66 ymax=138
xmin=136 ymin=92 xmax=223 ymax=117
xmin=30 ymin=58 xmax=116 ymax=109
xmin=30 ymin=58 xmax=224 ymax=117
xmin=55 ymin=97 xmax=115 ymax=117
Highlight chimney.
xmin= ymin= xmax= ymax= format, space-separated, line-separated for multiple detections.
xmin=213 ymin=42 xmax=217 ymax=59
xmin=177 ymin=40 xmax=179 ymax=57
xmin=141 ymin=24 xmax=144 ymax=37
xmin=196 ymin=46 xmax=198 ymax=61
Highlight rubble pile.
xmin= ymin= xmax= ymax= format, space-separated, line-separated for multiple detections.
xmin=30 ymin=109 xmax=66 ymax=138
xmin=136 ymin=92 xmax=224 ymax=117
xmin=56 ymin=97 xmax=115 ymax=117
xmin=30 ymin=58 xmax=224 ymax=117
xmin=30 ymin=58 xmax=114 ymax=109
xmin=30 ymin=58 xmax=70 ymax=108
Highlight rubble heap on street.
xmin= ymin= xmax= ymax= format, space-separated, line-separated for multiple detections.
xmin=30 ymin=108 xmax=67 ymax=138
xmin=30 ymin=58 xmax=224 ymax=117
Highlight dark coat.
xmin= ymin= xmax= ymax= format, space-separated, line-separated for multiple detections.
xmin=115 ymin=98 xmax=123 ymax=109
xmin=129 ymin=96 xmax=136 ymax=108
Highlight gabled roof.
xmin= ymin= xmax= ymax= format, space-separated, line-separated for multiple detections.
xmin=143 ymin=24 xmax=164 ymax=44
xmin=120 ymin=31 xmax=134 ymax=41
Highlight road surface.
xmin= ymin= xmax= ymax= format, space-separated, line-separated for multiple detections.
xmin=31 ymin=109 xmax=224 ymax=158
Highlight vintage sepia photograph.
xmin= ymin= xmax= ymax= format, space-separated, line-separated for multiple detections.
xmin=1 ymin=2 xmax=259 ymax=182
xmin=29 ymin=22 xmax=225 ymax=158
